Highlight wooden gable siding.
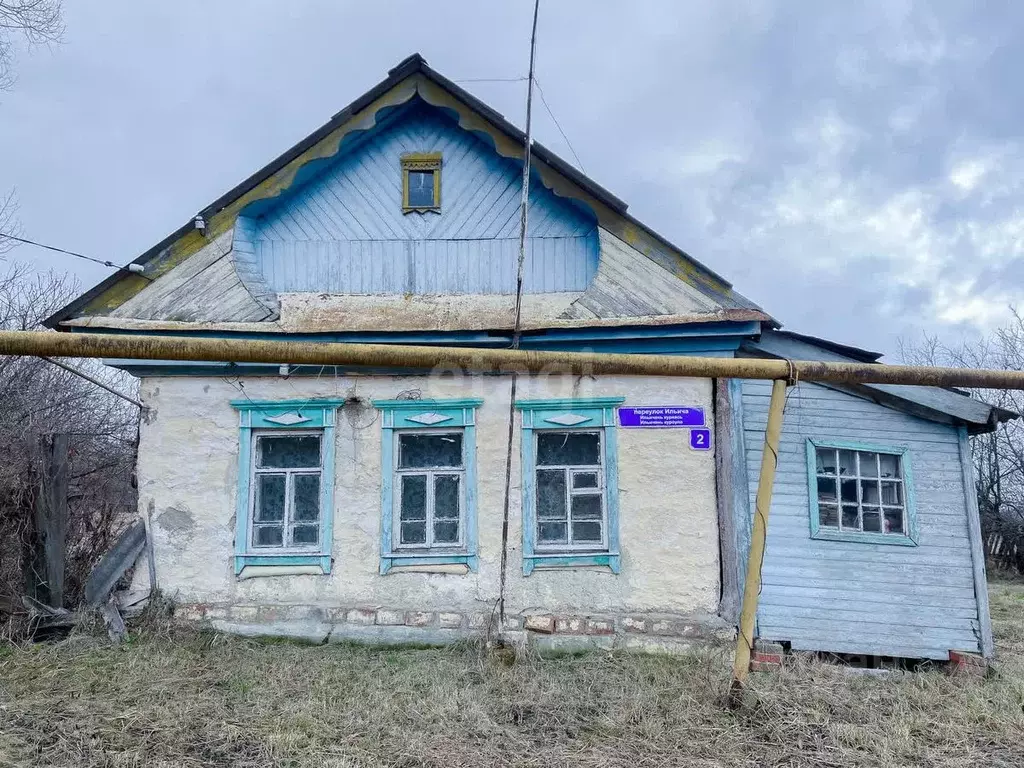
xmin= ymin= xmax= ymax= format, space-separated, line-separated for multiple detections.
xmin=560 ymin=229 xmax=722 ymax=319
xmin=740 ymin=380 xmax=983 ymax=659
xmin=109 ymin=231 xmax=277 ymax=323
xmin=246 ymin=102 xmax=599 ymax=295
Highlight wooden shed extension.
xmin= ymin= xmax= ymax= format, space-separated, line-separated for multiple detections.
xmin=728 ymin=330 xmax=1014 ymax=660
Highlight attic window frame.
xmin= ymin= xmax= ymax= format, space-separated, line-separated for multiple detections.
xmin=401 ymin=152 xmax=442 ymax=213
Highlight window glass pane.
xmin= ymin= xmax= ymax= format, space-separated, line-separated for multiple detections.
xmin=537 ymin=469 xmax=567 ymax=520
xmin=293 ymin=474 xmax=320 ymax=522
xmin=401 ymin=521 xmax=427 ymax=545
xmin=838 ymin=450 xmax=856 ymax=476
xmin=572 ymin=521 xmax=603 ymax=543
xmin=258 ymin=434 xmax=320 ymax=468
xmin=407 ymin=170 xmax=435 ymax=207
xmin=884 ymin=509 xmax=905 ymax=534
xmin=434 ymin=475 xmax=460 ymax=520
xmin=862 ymin=508 xmax=881 ymax=532
xmin=841 ymin=505 xmax=859 ymax=530
xmin=880 ymin=482 xmax=902 ymax=506
xmin=819 ymin=504 xmax=838 ymax=528
xmin=433 ymin=520 xmax=459 ymax=544
xmin=862 ymin=482 xmax=880 ymax=505
xmin=254 ymin=525 xmax=283 ymax=546
xmin=815 ymin=448 xmax=835 ymax=475
xmin=400 ymin=475 xmax=427 ymax=521
xmin=571 ymin=494 xmax=602 ymax=521
xmin=292 ymin=524 xmax=318 ymax=545
xmin=538 ymin=521 xmax=567 ymax=544
xmin=255 ymin=474 xmax=286 ymax=522
xmin=879 ymin=454 xmax=901 ymax=478
xmin=859 ymin=452 xmax=879 ymax=477
xmin=398 ymin=432 xmax=462 ymax=469
xmin=572 ymin=471 xmax=599 ymax=489
xmin=817 ymin=477 xmax=837 ymax=504
xmin=840 ymin=479 xmax=858 ymax=503
xmin=537 ymin=432 xmax=600 ymax=466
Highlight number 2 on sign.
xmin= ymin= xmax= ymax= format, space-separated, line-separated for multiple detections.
xmin=690 ymin=428 xmax=712 ymax=451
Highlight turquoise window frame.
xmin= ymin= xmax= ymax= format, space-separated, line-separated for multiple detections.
xmin=374 ymin=398 xmax=483 ymax=574
xmin=231 ymin=399 xmax=344 ymax=575
xmin=516 ymin=397 xmax=625 ymax=575
xmin=806 ymin=438 xmax=919 ymax=547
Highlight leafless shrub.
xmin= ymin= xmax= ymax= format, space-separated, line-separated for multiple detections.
xmin=0 ymin=263 xmax=138 ymax=631
xmin=900 ymin=314 xmax=1024 ymax=572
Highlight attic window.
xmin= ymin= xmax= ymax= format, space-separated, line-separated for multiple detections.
xmin=401 ymin=153 xmax=442 ymax=213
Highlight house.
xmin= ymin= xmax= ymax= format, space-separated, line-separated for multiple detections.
xmin=46 ymin=54 xmax=1011 ymax=659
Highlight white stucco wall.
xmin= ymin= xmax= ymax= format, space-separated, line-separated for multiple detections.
xmin=137 ymin=372 xmax=719 ymax=618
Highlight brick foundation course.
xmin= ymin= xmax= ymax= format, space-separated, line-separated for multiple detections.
xmin=948 ymin=650 xmax=988 ymax=676
xmin=177 ymin=603 xmax=730 ymax=651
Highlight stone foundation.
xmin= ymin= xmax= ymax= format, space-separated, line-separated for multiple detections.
xmin=175 ymin=603 xmax=734 ymax=653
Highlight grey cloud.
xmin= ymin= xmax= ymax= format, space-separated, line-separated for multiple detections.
xmin=1 ymin=0 xmax=1022 ymax=359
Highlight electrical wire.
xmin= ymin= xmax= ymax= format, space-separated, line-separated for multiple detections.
xmin=0 ymin=232 xmax=150 ymax=277
xmin=453 ymin=76 xmax=529 ymax=84
xmin=534 ymin=78 xmax=586 ymax=173
xmin=39 ymin=356 xmax=144 ymax=409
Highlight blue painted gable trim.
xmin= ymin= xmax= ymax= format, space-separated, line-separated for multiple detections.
xmin=244 ymin=99 xmax=600 ymax=296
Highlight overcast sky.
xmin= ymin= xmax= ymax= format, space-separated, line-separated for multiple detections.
xmin=1 ymin=0 xmax=1022 ymax=357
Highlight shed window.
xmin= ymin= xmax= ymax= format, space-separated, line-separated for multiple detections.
xmin=251 ymin=432 xmax=324 ymax=549
xmin=401 ymin=153 xmax=442 ymax=212
xmin=807 ymin=440 xmax=918 ymax=546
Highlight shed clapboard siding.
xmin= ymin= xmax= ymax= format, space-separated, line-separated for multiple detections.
xmin=740 ymin=380 xmax=983 ymax=660
xmin=247 ymin=100 xmax=600 ymax=296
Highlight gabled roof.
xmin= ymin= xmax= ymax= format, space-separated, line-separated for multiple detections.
xmin=742 ymin=329 xmax=1016 ymax=433
xmin=45 ymin=53 xmax=765 ymax=329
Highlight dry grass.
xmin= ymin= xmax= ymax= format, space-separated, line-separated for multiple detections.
xmin=1 ymin=583 xmax=1023 ymax=768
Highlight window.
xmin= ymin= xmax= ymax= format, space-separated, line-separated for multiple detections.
xmin=251 ymin=432 xmax=322 ymax=548
xmin=806 ymin=440 xmax=918 ymax=546
xmin=396 ymin=431 xmax=465 ymax=548
xmin=401 ymin=152 xmax=442 ymax=212
xmin=536 ymin=431 xmax=606 ymax=548
xmin=374 ymin=398 xmax=482 ymax=573
xmin=517 ymin=398 xmax=625 ymax=574
xmin=231 ymin=400 xmax=343 ymax=575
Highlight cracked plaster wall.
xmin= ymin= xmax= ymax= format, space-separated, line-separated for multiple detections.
xmin=136 ymin=373 xmax=719 ymax=617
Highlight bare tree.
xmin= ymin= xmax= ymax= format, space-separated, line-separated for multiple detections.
xmin=0 ymin=188 xmax=18 ymax=253
xmin=0 ymin=262 xmax=138 ymax=627
xmin=0 ymin=0 xmax=63 ymax=91
xmin=900 ymin=315 xmax=1024 ymax=572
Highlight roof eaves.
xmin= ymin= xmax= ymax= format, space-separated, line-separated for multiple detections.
xmin=773 ymin=329 xmax=884 ymax=363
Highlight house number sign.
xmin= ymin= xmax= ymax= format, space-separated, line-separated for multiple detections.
xmin=618 ymin=406 xmax=705 ymax=428
xmin=618 ymin=406 xmax=711 ymax=452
